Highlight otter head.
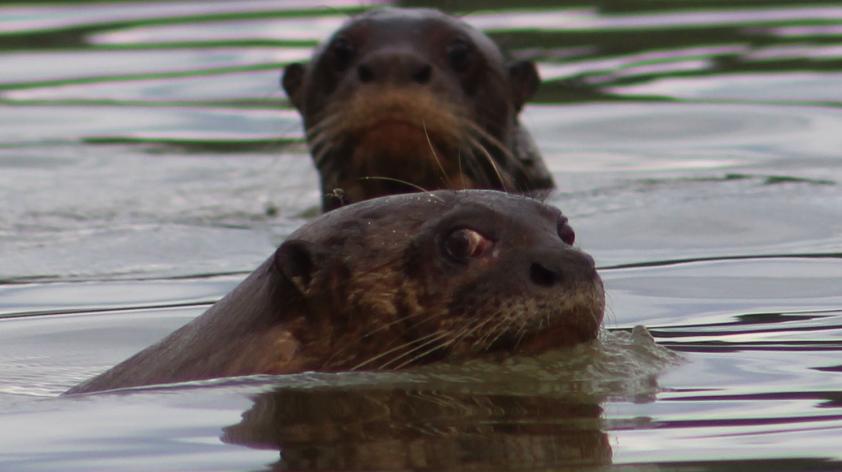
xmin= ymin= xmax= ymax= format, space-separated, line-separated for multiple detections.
xmin=282 ymin=8 xmax=546 ymax=211
xmin=271 ymin=190 xmax=604 ymax=371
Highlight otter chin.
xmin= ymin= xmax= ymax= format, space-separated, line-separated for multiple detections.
xmin=66 ymin=190 xmax=603 ymax=394
xmin=282 ymin=8 xmax=555 ymax=211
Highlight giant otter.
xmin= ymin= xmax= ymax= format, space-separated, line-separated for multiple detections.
xmin=67 ymin=190 xmax=602 ymax=394
xmin=282 ymin=8 xmax=554 ymax=211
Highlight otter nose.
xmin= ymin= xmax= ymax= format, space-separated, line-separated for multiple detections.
xmin=529 ymin=251 xmax=596 ymax=288
xmin=530 ymin=261 xmax=562 ymax=287
xmin=357 ymin=50 xmax=433 ymax=85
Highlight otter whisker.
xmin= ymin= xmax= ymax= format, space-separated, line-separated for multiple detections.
xmin=465 ymin=135 xmax=510 ymax=192
xmin=462 ymin=120 xmax=531 ymax=192
xmin=489 ymin=317 xmax=517 ymax=349
xmin=326 ymin=312 xmax=444 ymax=370
xmin=480 ymin=313 xmax=517 ymax=350
xmin=304 ymin=116 xmax=339 ymax=137
xmin=308 ymin=129 xmax=341 ymax=160
xmin=305 ymin=114 xmax=345 ymax=151
xmin=355 ymin=330 xmax=452 ymax=371
xmin=437 ymin=318 xmax=477 ymax=351
xmin=455 ymin=142 xmax=494 ymax=187
xmin=475 ymin=309 xmax=514 ymax=347
xmin=456 ymin=151 xmax=466 ymax=190
xmin=349 ymin=330 xmax=447 ymax=371
xmin=456 ymin=312 xmax=500 ymax=350
xmin=358 ymin=177 xmax=446 ymax=203
xmin=308 ymin=104 xmax=344 ymax=129
xmin=311 ymin=144 xmax=335 ymax=169
xmin=574 ymin=290 xmax=604 ymax=328
xmin=305 ymin=114 xmax=343 ymax=143
xmin=348 ymin=306 xmax=451 ymax=365
xmin=309 ymin=130 xmax=337 ymax=157
xmin=464 ymin=121 xmax=517 ymax=164
xmin=362 ymin=311 xmax=428 ymax=338
xmin=422 ymin=121 xmax=449 ymax=184
xmin=393 ymin=308 xmax=454 ymax=339
xmin=308 ymin=130 xmax=335 ymax=152
xmin=390 ymin=336 xmax=459 ymax=370
xmin=324 ymin=309 xmax=436 ymax=368
xmin=307 ymin=134 xmax=336 ymax=164
xmin=376 ymin=329 xmax=459 ymax=369
xmin=473 ymin=319 xmax=501 ymax=349
xmin=513 ymin=316 xmax=531 ymax=350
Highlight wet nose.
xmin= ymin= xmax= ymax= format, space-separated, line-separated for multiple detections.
xmin=529 ymin=251 xmax=596 ymax=288
xmin=357 ymin=50 xmax=433 ymax=85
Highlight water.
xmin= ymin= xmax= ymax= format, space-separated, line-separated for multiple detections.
xmin=1 ymin=1 xmax=842 ymax=470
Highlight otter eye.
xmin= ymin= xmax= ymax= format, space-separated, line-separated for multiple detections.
xmin=443 ymin=228 xmax=492 ymax=262
xmin=446 ymin=39 xmax=472 ymax=72
xmin=331 ymin=37 xmax=355 ymax=70
xmin=557 ymin=217 xmax=575 ymax=245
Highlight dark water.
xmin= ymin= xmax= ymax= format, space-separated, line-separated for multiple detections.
xmin=2 ymin=1 xmax=842 ymax=470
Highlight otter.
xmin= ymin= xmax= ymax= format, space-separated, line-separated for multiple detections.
xmin=67 ymin=190 xmax=602 ymax=394
xmin=282 ymin=8 xmax=554 ymax=211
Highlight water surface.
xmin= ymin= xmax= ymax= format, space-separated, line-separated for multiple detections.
xmin=1 ymin=1 xmax=842 ymax=470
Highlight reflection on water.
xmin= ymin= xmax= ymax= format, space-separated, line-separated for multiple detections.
xmin=1 ymin=0 xmax=842 ymax=470
xmin=224 ymin=386 xmax=611 ymax=470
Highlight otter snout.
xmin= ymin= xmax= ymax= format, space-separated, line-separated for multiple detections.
xmin=356 ymin=49 xmax=434 ymax=86
xmin=528 ymin=250 xmax=597 ymax=289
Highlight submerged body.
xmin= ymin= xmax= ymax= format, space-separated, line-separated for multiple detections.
xmin=67 ymin=190 xmax=602 ymax=394
xmin=282 ymin=8 xmax=554 ymax=211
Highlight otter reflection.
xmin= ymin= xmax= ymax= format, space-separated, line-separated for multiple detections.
xmin=223 ymin=384 xmax=611 ymax=470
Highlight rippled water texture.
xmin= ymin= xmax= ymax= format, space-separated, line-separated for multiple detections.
xmin=1 ymin=1 xmax=842 ymax=471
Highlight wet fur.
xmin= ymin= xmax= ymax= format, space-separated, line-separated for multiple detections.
xmin=67 ymin=191 xmax=602 ymax=394
xmin=283 ymin=8 xmax=554 ymax=211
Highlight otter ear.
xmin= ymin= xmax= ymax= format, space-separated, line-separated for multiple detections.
xmin=282 ymin=63 xmax=307 ymax=110
xmin=507 ymin=60 xmax=540 ymax=111
xmin=273 ymin=239 xmax=325 ymax=296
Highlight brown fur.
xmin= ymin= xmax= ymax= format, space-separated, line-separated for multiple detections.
xmin=283 ymin=8 xmax=554 ymax=211
xmin=67 ymin=190 xmax=602 ymax=394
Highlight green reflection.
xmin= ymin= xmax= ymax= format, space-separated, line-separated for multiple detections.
xmin=2 ymin=0 xmax=840 ymax=107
